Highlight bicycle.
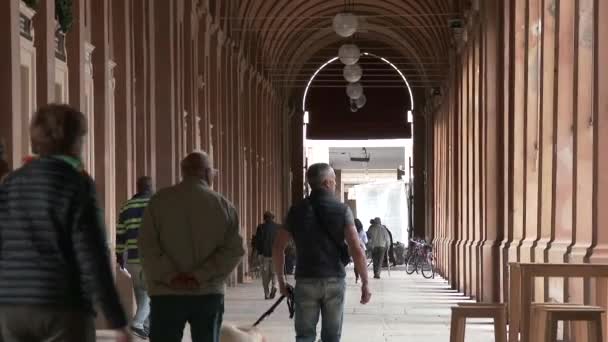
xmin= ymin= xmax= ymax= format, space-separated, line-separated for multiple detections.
xmin=405 ymin=239 xmax=435 ymax=279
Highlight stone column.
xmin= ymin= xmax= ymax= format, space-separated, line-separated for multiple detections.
xmin=0 ymin=0 xmax=22 ymax=167
xmin=196 ymin=11 xmax=208 ymax=152
xmin=590 ymin=0 xmax=608 ymax=329
xmin=91 ymin=0 xmax=112 ymax=218
xmin=34 ymin=0 xmax=55 ymax=104
xmin=506 ymin=0 xmax=526 ymax=301
xmin=91 ymin=0 xmax=115 ymax=329
xmin=546 ymin=0 xmax=576 ymax=305
xmin=146 ymin=0 xmax=157 ymax=182
xmin=534 ymin=0 xmax=558 ymax=302
xmin=246 ymin=70 xmax=254 ymax=242
xmin=153 ymin=0 xmax=177 ymax=188
xmin=173 ymin=0 xmax=184 ymax=169
xmin=67 ymin=0 xmax=86 ymax=110
xmin=183 ymin=0 xmax=195 ymax=152
xmin=498 ymin=0 xmax=514 ymax=304
xmin=112 ymin=0 xmax=134 ymax=204
xmin=132 ymin=0 xmax=149 ymax=178
xmin=568 ymin=0 xmax=596 ymax=307
xmin=480 ymin=0 xmax=502 ymax=303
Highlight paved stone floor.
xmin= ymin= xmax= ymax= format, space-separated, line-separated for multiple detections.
xmin=103 ymin=267 xmax=497 ymax=341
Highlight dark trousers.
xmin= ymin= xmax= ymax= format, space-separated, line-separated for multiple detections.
xmin=371 ymin=247 xmax=387 ymax=278
xmin=150 ymin=294 xmax=224 ymax=342
xmin=0 ymin=305 xmax=95 ymax=342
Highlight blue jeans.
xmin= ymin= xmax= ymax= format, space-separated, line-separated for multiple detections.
xmin=294 ymin=278 xmax=346 ymax=342
xmin=126 ymin=264 xmax=150 ymax=330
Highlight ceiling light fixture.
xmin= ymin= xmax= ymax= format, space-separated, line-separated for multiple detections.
xmin=332 ymin=12 xmax=358 ymax=37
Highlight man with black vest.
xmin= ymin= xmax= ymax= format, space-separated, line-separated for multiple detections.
xmin=272 ymin=163 xmax=371 ymax=342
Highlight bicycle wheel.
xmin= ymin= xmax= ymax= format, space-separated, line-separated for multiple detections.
xmin=405 ymin=254 xmax=417 ymax=275
xmin=421 ymin=254 xmax=435 ymax=279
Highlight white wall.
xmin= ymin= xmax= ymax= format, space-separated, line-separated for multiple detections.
xmin=354 ymin=181 xmax=408 ymax=243
xmin=306 ymin=145 xmax=330 ymax=165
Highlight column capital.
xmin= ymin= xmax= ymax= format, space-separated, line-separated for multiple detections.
xmin=19 ymin=2 xmax=36 ymax=41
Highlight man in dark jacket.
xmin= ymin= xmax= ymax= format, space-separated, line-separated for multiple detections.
xmin=0 ymin=104 xmax=129 ymax=342
xmin=254 ymin=211 xmax=279 ymax=299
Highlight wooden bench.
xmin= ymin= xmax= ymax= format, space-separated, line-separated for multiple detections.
xmin=450 ymin=303 xmax=506 ymax=342
xmin=531 ymin=303 xmax=604 ymax=342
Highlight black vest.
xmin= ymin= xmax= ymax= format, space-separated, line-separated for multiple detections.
xmin=286 ymin=189 xmax=348 ymax=279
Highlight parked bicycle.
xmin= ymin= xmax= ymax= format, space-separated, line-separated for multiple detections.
xmin=405 ymin=239 xmax=435 ymax=279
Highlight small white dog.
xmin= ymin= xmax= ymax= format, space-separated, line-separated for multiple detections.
xmin=220 ymin=324 xmax=267 ymax=342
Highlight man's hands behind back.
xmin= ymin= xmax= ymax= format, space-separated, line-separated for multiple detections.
xmin=169 ymin=273 xmax=200 ymax=290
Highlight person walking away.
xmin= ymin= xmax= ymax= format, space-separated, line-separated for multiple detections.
xmin=116 ymin=176 xmax=154 ymax=339
xmin=354 ymin=218 xmax=368 ymax=283
xmin=138 ymin=151 xmax=245 ymax=342
xmin=254 ymin=211 xmax=280 ymax=299
xmin=273 ymin=163 xmax=372 ymax=342
xmin=380 ymin=220 xmax=396 ymax=267
xmin=367 ymin=218 xmax=390 ymax=279
xmin=0 ymin=104 xmax=130 ymax=342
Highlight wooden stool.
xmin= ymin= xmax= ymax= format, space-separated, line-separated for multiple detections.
xmin=450 ymin=303 xmax=506 ymax=342
xmin=531 ymin=303 xmax=604 ymax=342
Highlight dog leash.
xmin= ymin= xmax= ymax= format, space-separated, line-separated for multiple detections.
xmin=252 ymin=285 xmax=295 ymax=327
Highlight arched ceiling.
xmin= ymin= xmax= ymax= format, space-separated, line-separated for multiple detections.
xmin=211 ymin=0 xmax=457 ymax=139
xmin=231 ymin=0 xmax=455 ymax=100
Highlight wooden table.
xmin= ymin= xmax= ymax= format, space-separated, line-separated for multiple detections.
xmin=508 ymin=262 xmax=608 ymax=342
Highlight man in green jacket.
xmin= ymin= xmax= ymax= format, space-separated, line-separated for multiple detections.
xmin=138 ymin=152 xmax=245 ymax=342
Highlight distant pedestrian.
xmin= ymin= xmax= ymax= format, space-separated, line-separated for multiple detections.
xmin=116 ymin=176 xmax=154 ymax=339
xmin=139 ymin=151 xmax=244 ymax=342
xmin=273 ymin=163 xmax=371 ymax=342
xmin=0 ymin=104 xmax=129 ymax=342
xmin=254 ymin=211 xmax=280 ymax=299
xmin=354 ymin=218 xmax=368 ymax=283
xmin=367 ymin=217 xmax=391 ymax=279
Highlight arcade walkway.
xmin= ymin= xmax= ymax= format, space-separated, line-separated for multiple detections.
xmin=2 ymin=0 xmax=608 ymax=341
xmin=101 ymin=270 xmax=494 ymax=342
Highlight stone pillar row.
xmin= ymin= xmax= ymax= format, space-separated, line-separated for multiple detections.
xmin=428 ymin=0 xmax=608 ymax=339
xmin=0 ymin=0 xmax=292 ymax=285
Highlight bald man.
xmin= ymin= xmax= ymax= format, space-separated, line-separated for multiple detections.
xmin=138 ymin=152 xmax=245 ymax=342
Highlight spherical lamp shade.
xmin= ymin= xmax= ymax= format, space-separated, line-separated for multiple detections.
xmin=338 ymin=44 xmax=360 ymax=65
xmin=343 ymin=64 xmax=362 ymax=83
xmin=355 ymin=93 xmax=367 ymax=108
xmin=333 ymin=12 xmax=359 ymax=38
xmin=346 ymin=82 xmax=363 ymax=99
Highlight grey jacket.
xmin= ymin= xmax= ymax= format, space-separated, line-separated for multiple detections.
xmin=138 ymin=178 xmax=245 ymax=296
xmin=367 ymin=224 xmax=391 ymax=249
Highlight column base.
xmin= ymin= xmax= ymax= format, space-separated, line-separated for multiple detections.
xmin=546 ymin=241 xmax=571 ymax=303
xmin=480 ymin=239 xmax=501 ymax=302
xmin=519 ymin=238 xmax=537 ymax=263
